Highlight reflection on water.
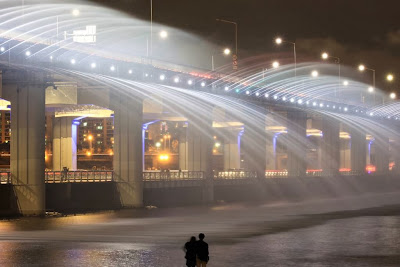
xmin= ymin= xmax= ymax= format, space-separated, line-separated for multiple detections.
xmin=1 ymin=193 xmax=400 ymax=266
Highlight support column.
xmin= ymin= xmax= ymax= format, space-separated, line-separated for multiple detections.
xmin=243 ymin=117 xmax=267 ymax=179
xmin=340 ymin=138 xmax=351 ymax=170
xmin=4 ymin=79 xmax=46 ymax=215
xmin=223 ymin=128 xmax=242 ymax=170
xmin=178 ymin=125 xmax=188 ymax=170
xmin=265 ymin=133 xmax=276 ymax=170
xmin=321 ymin=117 xmax=340 ymax=175
xmin=52 ymin=117 xmax=77 ymax=171
xmin=111 ymin=93 xmax=143 ymax=208
xmin=350 ymin=128 xmax=366 ymax=174
xmin=375 ymin=137 xmax=389 ymax=174
xmin=186 ymin=115 xmax=213 ymax=203
xmin=287 ymin=110 xmax=307 ymax=176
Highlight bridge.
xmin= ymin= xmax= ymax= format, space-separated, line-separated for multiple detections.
xmin=0 ymin=2 xmax=399 ymax=215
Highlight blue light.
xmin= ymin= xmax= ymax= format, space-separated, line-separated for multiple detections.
xmin=235 ymin=89 xmax=240 ymax=93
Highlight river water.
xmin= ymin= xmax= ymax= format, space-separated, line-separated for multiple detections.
xmin=1 ymin=192 xmax=400 ymax=266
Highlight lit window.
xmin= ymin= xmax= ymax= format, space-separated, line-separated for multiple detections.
xmin=97 ymin=126 xmax=103 ymax=130
xmin=83 ymin=122 xmax=87 ymax=127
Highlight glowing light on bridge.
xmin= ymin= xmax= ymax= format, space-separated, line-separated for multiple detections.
xmin=223 ymin=48 xmax=231 ymax=55
xmin=159 ymin=30 xmax=168 ymax=39
xmin=128 ymin=69 xmax=133 ymax=74
xmin=0 ymin=47 xmax=4 ymax=52
xmin=343 ymin=80 xmax=349 ymax=86
xmin=265 ymin=93 xmax=269 ymax=98
xmin=321 ymin=52 xmax=328 ymax=59
xmin=159 ymin=74 xmax=165 ymax=81
xmin=390 ymin=92 xmax=396 ymax=99
xmin=25 ymin=51 xmax=31 ymax=57
xmin=358 ymin=64 xmax=365 ymax=71
xmin=275 ymin=37 xmax=282 ymax=44
xmin=174 ymin=77 xmax=180 ymax=83
xmin=72 ymin=9 xmax=80 ymax=16
xmin=91 ymin=62 xmax=96 ymax=69
xmin=201 ymin=82 xmax=206 ymax=87
xmin=110 ymin=65 xmax=116 ymax=72
xmin=224 ymin=86 xmax=229 ymax=91
xmin=387 ymin=74 xmax=394 ymax=82
xmin=70 ymin=59 xmax=76 ymax=65
xmin=187 ymin=80 xmax=193 ymax=85
xmin=311 ymin=70 xmax=319 ymax=77
xmin=255 ymin=92 xmax=260 ymax=96
xmin=246 ymin=90 xmax=250 ymax=95
xmin=272 ymin=61 xmax=279 ymax=68
xmin=368 ymin=86 xmax=374 ymax=93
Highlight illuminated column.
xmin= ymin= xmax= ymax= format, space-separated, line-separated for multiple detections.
xmin=52 ymin=117 xmax=78 ymax=171
xmin=111 ymin=92 xmax=143 ymax=208
xmin=223 ymin=128 xmax=242 ymax=170
xmin=321 ymin=117 xmax=340 ymax=175
xmin=287 ymin=110 xmax=307 ymax=176
xmin=242 ymin=116 xmax=267 ymax=179
xmin=350 ymin=128 xmax=366 ymax=174
xmin=374 ymin=137 xmax=389 ymax=174
xmin=178 ymin=125 xmax=188 ymax=170
xmin=340 ymin=137 xmax=351 ymax=170
xmin=3 ymin=74 xmax=46 ymax=215
xmin=186 ymin=114 xmax=214 ymax=203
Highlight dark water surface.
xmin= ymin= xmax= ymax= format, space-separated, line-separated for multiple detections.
xmin=1 ymin=192 xmax=400 ymax=266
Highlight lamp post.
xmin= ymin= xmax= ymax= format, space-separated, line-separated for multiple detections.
xmin=358 ymin=64 xmax=376 ymax=104
xmin=216 ymin=18 xmax=238 ymax=70
xmin=385 ymin=74 xmax=395 ymax=104
xmin=211 ymin=47 xmax=231 ymax=71
xmin=321 ymin=52 xmax=341 ymax=98
xmin=275 ymin=37 xmax=296 ymax=77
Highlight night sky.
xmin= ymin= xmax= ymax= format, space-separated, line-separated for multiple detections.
xmin=89 ymin=0 xmax=400 ymax=90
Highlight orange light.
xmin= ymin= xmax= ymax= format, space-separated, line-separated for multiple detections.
xmin=88 ymin=135 xmax=93 ymax=141
xmin=339 ymin=168 xmax=351 ymax=172
xmin=86 ymin=151 xmax=92 ymax=156
xmin=366 ymin=165 xmax=376 ymax=173
xmin=109 ymin=150 xmax=114 ymax=156
xmin=159 ymin=154 xmax=169 ymax=161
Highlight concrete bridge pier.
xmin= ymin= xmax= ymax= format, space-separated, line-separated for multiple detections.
xmin=223 ymin=128 xmax=242 ymax=170
xmin=321 ymin=117 xmax=340 ymax=175
xmin=287 ymin=110 xmax=307 ymax=176
xmin=111 ymin=92 xmax=143 ymax=208
xmin=374 ymin=137 xmax=389 ymax=174
xmin=2 ymin=73 xmax=46 ymax=215
xmin=242 ymin=117 xmax=267 ymax=179
xmin=52 ymin=117 xmax=78 ymax=171
xmin=186 ymin=115 xmax=214 ymax=203
xmin=350 ymin=128 xmax=366 ymax=173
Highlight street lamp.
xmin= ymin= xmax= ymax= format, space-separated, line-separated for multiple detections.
xmin=159 ymin=30 xmax=168 ymax=39
xmin=321 ymin=51 xmax=341 ymax=97
xmin=72 ymin=9 xmax=80 ymax=17
xmin=311 ymin=70 xmax=319 ymax=77
xmin=216 ymin=19 xmax=238 ymax=55
xmin=275 ymin=37 xmax=296 ymax=77
xmin=272 ymin=61 xmax=279 ymax=68
xmin=390 ymin=92 xmax=396 ymax=99
xmin=387 ymin=74 xmax=394 ymax=82
xmin=358 ymin=64 xmax=376 ymax=104
xmin=211 ymin=47 xmax=231 ymax=71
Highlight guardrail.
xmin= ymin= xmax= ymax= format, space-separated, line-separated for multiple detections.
xmin=143 ymin=171 xmax=204 ymax=181
xmin=45 ymin=171 xmax=114 ymax=183
xmin=215 ymin=171 xmax=258 ymax=179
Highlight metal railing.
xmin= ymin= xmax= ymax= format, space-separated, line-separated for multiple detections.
xmin=215 ymin=171 xmax=258 ymax=179
xmin=45 ymin=171 xmax=114 ymax=183
xmin=143 ymin=171 xmax=204 ymax=181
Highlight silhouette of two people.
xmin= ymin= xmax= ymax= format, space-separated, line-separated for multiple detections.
xmin=184 ymin=233 xmax=209 ymax=267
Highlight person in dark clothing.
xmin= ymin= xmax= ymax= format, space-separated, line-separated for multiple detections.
xmin=195 ymin=233 xmax=209 ymax=267
xmin=184 ymin=236 xmax=197 ymax=267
